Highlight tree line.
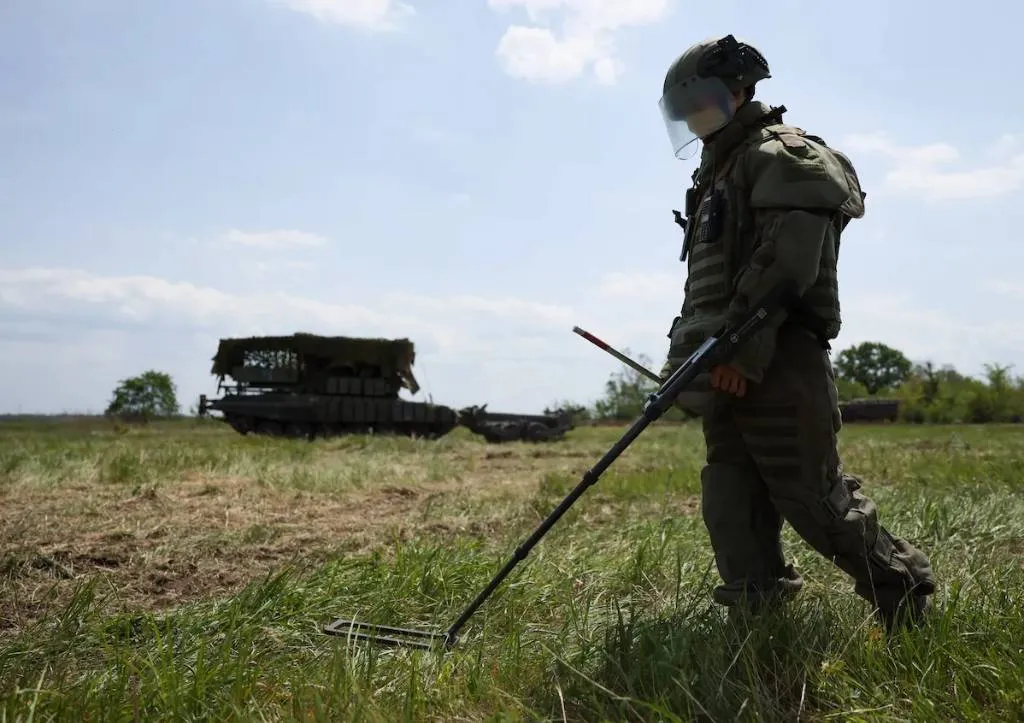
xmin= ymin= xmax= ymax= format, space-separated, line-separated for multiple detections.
xmin=547 ymin=341 xmax=1024 ymax=425
xmin=103 ymin=342 xmax=1023 ymax=426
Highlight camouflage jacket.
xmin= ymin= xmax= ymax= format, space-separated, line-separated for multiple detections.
xmin=663 ymin=100 xmax=865 ymax=411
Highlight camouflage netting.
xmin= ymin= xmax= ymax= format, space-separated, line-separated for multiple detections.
xmin=211 ymin=333 xmax=419 ymax=391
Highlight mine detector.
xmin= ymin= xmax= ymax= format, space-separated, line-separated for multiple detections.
xmin=197 ymin=333 xmax=574 ymax=442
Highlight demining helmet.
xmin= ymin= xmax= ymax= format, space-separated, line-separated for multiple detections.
xmin=659 ymin=34 xmax=771 ymax=160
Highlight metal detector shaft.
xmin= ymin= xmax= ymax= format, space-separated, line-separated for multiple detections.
xmin=323 ymin=280 xmax=798 ymax=651
xmin=572 ymin=326 xmax=662 ymax=383
xmin=438 ymin=279 xmax=799 ymax=647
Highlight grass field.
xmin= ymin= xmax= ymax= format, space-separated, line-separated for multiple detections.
xmin=1 ymin=418 xmax=1023 ymax=721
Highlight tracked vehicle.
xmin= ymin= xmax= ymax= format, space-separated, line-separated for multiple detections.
xmin=199 ymin=333 xmax=459 ymax=439
xmin=839 ymin=397 xmax=901 ymax=423
xmin=198 ymin=333 xmax=574 ymax=442
xmin=457 ymin=404 xmax=574 ymax=443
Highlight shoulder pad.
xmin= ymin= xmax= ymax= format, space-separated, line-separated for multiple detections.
xmin=745 ymin=125 xmax=866 ymax=219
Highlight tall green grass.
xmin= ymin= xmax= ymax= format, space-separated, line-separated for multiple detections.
xmin=1 ymin=420 xmax=1022 ymax=720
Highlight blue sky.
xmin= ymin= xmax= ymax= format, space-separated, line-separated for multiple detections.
xmin=2 ymin=0 xmax=1023 ymax=415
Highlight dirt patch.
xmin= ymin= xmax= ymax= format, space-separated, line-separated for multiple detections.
xmin=0 ymin=477 xmax=435 ymax=630
xmin=0 ymin=421 xmax=708 ymax=634
xmin=0 ymin=441 xmax=613 ymax=635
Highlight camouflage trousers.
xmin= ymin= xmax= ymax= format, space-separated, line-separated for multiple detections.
xmin=698 ymin=324 xmax=935 ymax=617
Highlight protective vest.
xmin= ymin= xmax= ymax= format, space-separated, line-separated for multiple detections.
xmin=667 ymin=102 xmax=864 ymax=367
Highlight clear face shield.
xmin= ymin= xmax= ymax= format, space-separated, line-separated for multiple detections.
xmin=658 ymin=76 xmax=737 ymax=160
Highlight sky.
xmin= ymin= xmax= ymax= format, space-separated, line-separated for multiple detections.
xmin=2 ymin=0 xmax=1023 ymax=416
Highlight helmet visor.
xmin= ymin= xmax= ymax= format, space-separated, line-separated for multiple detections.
xmin=658 ymin=76 xmax=736 ymax=160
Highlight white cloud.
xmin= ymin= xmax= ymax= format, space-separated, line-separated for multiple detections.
xmin=4 ymin=266 xmax=1018 ymax=415
xmin=268 ymin=0 xmax=414 ymax=31
xmin=0 ymin=266 xmax=677 ymax=414
xmin=487 ymin=0 xmax=671 ymax=84
xmin=0 ymin=268 xmax=574 ymax=346
xmin=589 ymin=270 xmax=1024 ymax=379
xmin=992 ymin=280 xmax=1024 ymax=296
xmin=831 ymin=287 xmax=1024 ymax=377
xmin=222 ymin=228 xmax=329 ymax=248
xmin=842 ymin=131 xmax=1024 ymax=201
xmin=250 ymin=260 xmax=316 ymax=277
xmin=985 ymin=133 xmax=1022 ymax=159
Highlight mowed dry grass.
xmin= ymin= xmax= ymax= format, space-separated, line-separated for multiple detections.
xmin=3 ymin=417 xmax=1024 ymax=720
xmin=0 ymin=418 xmax=700 ymax=636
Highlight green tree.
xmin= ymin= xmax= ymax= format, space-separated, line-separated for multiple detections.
xmin=105 ymin=370 xmax=180 ymax=420
xmin=833 ymin=377 xmax=869 ymax=402
xmin=589 ymin=351 xmax=691 ymax=421
xmin=833 ymin=342 xmax=912 ymax=395
xmin=591 ymin=350 xmax=659 ymax=421
xmin=966 ymin=363 xmax=1018 ymax=423
xmin=544 ymin=400 xmax=592 ymax=425
xmin=895 ymin=360 xmax=1024 ymax=424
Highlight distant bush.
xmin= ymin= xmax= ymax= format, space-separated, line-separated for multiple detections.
xmin=555 ymin=340 xmax=1023 ymax=425
xmin=105 ymin=370 xmax=181 ymax=422
xmin=896 ymin=362 xmax=1024 ymax=424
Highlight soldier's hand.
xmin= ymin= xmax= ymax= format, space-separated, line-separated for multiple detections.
xmin=710 ymin=365 xmax=747 ymax=397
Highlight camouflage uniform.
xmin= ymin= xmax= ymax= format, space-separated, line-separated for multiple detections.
xmin=657 ymin=36 xmax=935 ymax=630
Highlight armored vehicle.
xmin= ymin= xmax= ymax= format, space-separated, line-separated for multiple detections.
xmin=199 ymin=333 xmax=459 ymax=439
xmin=198 ymin=333 xmax=574 ymax=442
xmin=839 ymin=398 xmax=901 ymax=423
xmin=457 ymin=404 xmax=574 ymax=443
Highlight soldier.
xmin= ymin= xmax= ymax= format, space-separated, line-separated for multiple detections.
xmin=657 ymin=35 xmax=935 ymax=633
